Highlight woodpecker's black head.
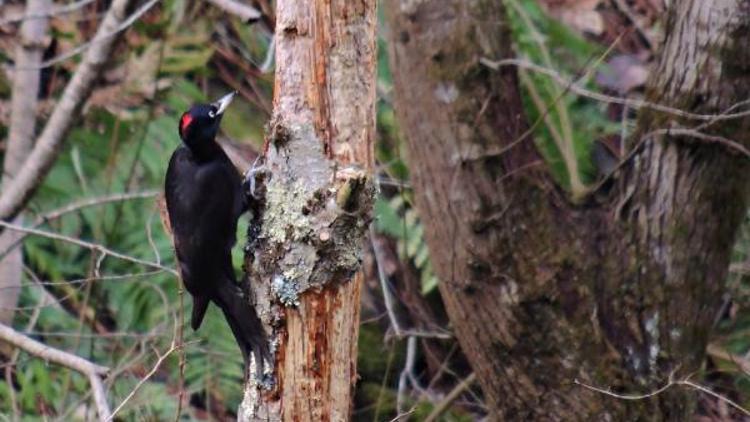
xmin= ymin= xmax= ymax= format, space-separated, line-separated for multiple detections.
xmin=178 ymin=91 xmax=236 ymax=151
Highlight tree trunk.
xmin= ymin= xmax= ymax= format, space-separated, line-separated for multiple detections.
xmin=238 ymin=1 xmax=377 ymax=420
xmin=0 ymin=0 xmax=51 ymax=330
xmin=385 ymin=0 xmax=750 ymax=419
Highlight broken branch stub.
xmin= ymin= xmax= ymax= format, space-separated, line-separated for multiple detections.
xmin=244 ymin=118 xmax=375 ymax=358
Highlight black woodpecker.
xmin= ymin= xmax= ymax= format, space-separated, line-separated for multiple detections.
xmin=165 ymin=91 xmax=269 ymax=374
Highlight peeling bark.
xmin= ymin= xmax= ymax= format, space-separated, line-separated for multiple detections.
xmin=238 ymin=1 xmax=377 ymax=420
xmin=385 ymin=0 xmax=750 ymax=419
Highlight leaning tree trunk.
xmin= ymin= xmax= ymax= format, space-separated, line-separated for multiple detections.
xmin=238 ymin=1 xmax=377 ymax=421
xmin=385 ymin=0 xmax=750 ymax=420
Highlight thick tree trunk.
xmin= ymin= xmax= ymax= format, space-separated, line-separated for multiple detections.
xmin=385 ymin=0 xmax=750 ymax=419
xmin=238 ymin=1 xmax=377 ymax=421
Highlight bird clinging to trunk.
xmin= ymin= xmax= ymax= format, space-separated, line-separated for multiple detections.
xmin=164 ymin=91 xmax=269 ymax=376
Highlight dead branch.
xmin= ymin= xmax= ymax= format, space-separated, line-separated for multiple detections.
xmin=479 ymin=57 xmax=750 ymax=122
xmin=106 ymin=341 xmax=181 ymax=421
xmin=0 ymin=322 xmax=110 ymax=420
xmin=0 ymin=0 xmax=143 ymax=223
xmin=0 ymin=191 xmax=158 ymax=260
xmin=0 ymin=219 xmax=177 ymax=275
xmin=0 ymin=0 xmax=95 ymax=25
xmin=207 ymin=0 xmax=261 ymax=22
xmin=424 ymin=372 xmax=477 ymax=422
xmin=575 ymin=373 xmax=750 ymax=417
xmin=13 ymin=0 xmax=161 ymax=71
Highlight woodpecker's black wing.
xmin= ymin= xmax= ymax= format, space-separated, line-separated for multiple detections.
xmin=165 ymin=145 xmax=240 ymax=322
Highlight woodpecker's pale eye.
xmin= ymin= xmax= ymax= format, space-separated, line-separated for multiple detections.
xmin=208 ymin=109 xmax=216 ymax=119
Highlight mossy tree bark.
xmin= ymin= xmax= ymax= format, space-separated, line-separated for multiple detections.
xmin=385 ymin=0 xmax=750 ymax=419
xmin=238 ymin=1 xmax=377 ymax=421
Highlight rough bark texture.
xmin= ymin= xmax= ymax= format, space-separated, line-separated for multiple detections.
xmin=385 ymin=0 xmax=750 ymax=420
xmin=0 ymin=0 xmax=50 ymax=329
xmin=238 ymin=1 xmax=377 ymax=420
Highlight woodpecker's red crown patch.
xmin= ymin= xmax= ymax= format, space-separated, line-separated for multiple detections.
xmin=180 ymin=113 xmax=193 ymax=135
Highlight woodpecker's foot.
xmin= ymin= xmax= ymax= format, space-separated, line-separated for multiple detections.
xmin=243 ymin=156 xmax=267 ymax=199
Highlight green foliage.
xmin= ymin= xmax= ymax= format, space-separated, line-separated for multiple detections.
xmin=375 ymin=196 xmax=439 ymax=294
xmin=1 ymin=1 xmax=266 ymax=417
xmin=505 ymin=0 xmax=618 ymax=191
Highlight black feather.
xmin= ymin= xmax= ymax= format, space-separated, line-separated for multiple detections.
xmin=165 ymin=101 xmax=269 ymax=375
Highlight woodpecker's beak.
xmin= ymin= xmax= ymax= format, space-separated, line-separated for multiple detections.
xmin=212 ymin=91 xmax=237 ymax=116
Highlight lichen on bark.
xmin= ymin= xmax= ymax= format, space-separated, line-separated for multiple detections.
xmin=250 ymin=120 xmax=375 ymax=309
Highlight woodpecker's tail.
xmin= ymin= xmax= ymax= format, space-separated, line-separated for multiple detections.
xmin=214 ymin=281 xmax=270 ymax=374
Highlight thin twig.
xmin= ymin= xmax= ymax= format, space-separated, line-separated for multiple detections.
xmin=11 ymin=0 xmax=161 ymax=71
xmin=424 ymin=372 xmax=477 ymax=422
xmin=0 ymin=220 xmax=177 ymax=275
xmin=0 ymin=269 xmax=165 ymax=292
xmin=173 ymin=275 xmax=186 ymax=421
xmin=146 ymin=207 xmax=161 ymax=265
xmin=36 ymin=191 xmax=159 ymax=225
xmin=480 ymin=57 xmax=750 ymax=122
xmin=106 ymin=341 xmax=183 ymax=421
xmin=369 ymin=213 xmax=452 ymax=339
xmin=397 ymin=336 xmax=418 ymax=414
xmin=370 ymin=228 xmax=403 ymax=335
xmin=0 ymin=191 xmax=158 ymax=261
xmin=575 ymin=372 xmax=750 ymax=417
xmin=706 ymin=343 xmax=750 ymax=376
xmin=0 ymin=322 xmax=110 ymax=420
xmin=611 ymin=0 xmax=655 ymax=52
xmin=574 ymin=374 xmax=676 ymax=400
xmin=507 ymin=0 xmax=584 ymax=194
xmin=260 ymin=37 xmax=275 ymax=73
xmin=645 ymin=127 xmax=750 ymax=160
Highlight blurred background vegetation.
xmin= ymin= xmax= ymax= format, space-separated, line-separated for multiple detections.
xmin=0 ymin=0 xmax=748 ymax=420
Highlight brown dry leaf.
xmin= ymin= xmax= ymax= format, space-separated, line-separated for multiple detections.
xmin=541 ymin=0 xmax=605 ymax=35
xmin=596 ymin=54 xmax=649 ymax=93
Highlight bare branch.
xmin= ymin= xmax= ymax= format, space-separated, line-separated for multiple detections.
xmin=106 ymin=341 xmax=183 ymax=421
xmin=0 ymin=191 xmax=158 ymax=260
xmin=370 ymin=229 xmax=452 ymax=340
xmin=0 ymin=219 xmax=177 ymax=275
xmin=0 ymin=322 xmax=110 ymax=420
xmin=0 ymin=0 xmax=145 ymax=223
xmin=706 ymin=343 xmax=750 ymax=376
xmin=0 ymin=269 xmax=165 ymax=293
xmin=479 ymin=57 xmax=750 ymax=122
xmin=207 ymin=0 xmax=261 ymax=22
xmin=370 ymin=228 xmax=403 ymax=335
xmin=574 ymin=373 xmax=750 ymax=417
xmin=259 ymin=37 xmax=275 ymax=73
xmin=424 ymin=372 xmax=477 ymax=422
xmin=0 ymin=0 xmax=96 ymax=26
xmin=11 ymin=0 xmax=161 ymax=71
xmin=611 ymin=0 xmax=656 ymax=52
xmin=645 ymin=127 xmax=750 ymax=160
xmin=34 ymin=191 xmax=159 ymax=224
xmin=574 ymin=374 xmax=676 ymax=400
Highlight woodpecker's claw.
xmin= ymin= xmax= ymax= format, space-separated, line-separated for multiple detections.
xmin=243 ymin=156 xmax=266 ymax=199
